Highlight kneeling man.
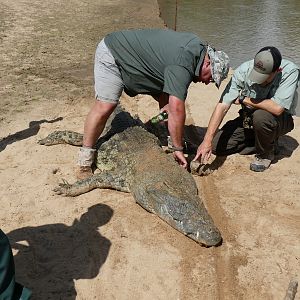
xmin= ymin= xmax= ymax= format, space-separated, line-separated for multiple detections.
xmin=194 ymin=46 xmax=299 ymax=172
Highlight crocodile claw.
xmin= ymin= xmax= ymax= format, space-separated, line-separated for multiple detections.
xmin=53 ymin=179 xmax=71 ymax=196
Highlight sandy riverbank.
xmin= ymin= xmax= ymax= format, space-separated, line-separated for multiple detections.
xmin=0 ymin=0 xmax=299 ymax=299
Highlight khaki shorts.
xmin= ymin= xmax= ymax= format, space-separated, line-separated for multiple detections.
xmin=94 ymin=39 xmax=124 ymax=103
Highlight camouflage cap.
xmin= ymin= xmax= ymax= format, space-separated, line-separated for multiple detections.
xmin=207 ymin=45 xmax=230 ymax=88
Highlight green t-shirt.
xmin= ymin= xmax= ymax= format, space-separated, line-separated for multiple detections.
xmin=221 ymin=58 xmax=300 ymax=115
xmin=104 ymin=29 xmax=206 ymax=101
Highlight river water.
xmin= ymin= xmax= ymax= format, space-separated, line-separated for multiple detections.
xmin=157 ymin=0 xmax=300 ymax=68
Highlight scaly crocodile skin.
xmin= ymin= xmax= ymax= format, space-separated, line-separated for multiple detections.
xmin=39 ymin=107 xmax=222 ymax=247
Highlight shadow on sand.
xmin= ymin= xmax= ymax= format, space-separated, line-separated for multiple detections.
xmin=0 ymin=117 xmax=63 ymax=152
xmin=7 ymin=204 xmax=113 ymax=300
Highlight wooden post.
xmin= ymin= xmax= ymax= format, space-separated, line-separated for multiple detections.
xmin=174 ymin=0 xmax=178 ymax=31
xmin=284 ymin=279 xmax=298 ymax=300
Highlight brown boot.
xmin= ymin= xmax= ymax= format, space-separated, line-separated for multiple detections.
xmin=76 ymin=166 xmax=93 ymax=180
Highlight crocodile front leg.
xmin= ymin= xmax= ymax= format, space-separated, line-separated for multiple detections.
xmin=53 ymin=171 xmax=130 ymax=196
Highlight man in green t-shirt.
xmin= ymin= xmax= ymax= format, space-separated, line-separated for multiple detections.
xmin=77 ymin=29 xmax=229 ymax=179
xmin=194 ymin=46 xmax=299 ymax=172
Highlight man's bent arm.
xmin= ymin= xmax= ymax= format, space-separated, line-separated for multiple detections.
xmin=243 ymin=97 xmax=284 ymax=116
xmin=194 ymin=102 xmax=231 ymax=163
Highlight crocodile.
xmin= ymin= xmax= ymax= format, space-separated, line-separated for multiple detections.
xmin=39 ymin=107 xmax=222 ymax=247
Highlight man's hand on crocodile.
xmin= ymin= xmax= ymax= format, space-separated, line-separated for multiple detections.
xmin=174 ymin=150 xmax=187 ymax=169
xmin=194 ymin=141 xmax=212 ymax=164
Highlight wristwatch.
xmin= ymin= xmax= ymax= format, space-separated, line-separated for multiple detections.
xmin=168 ymin=145 xmax=184 ymax=152
xmin=238 ymin=95 xmax=245 ymax=105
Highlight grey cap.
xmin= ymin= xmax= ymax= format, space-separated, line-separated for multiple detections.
xmin=249 ymin=46 xmax=282 ymax=84
xmin=207 ymin=45 xmax=230 ymax=88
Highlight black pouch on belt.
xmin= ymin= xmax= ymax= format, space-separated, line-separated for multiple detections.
xmin=239 ymin=106 xmax=254 ymax=129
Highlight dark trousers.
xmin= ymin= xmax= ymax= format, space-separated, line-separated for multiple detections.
xmin=212 ymin=109 xmax=294 ymax=156
xmin=0 ymin=229 xmax=31 ymax=300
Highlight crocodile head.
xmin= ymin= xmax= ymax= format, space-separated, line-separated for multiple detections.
xmin=133 ymin=186 xmax=222 ymax=247
xmin=159 ymin=192 xmax=222 ymax=247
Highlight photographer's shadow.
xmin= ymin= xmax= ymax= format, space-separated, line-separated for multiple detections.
xmin=0 ymin=117 xmax=63 ymax=152
xmin=7 ymin=204 xmax=113 ymax=300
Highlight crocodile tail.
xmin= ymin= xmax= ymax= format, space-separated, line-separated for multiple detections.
xmin=38 ymin=130 xmax=83 ymax=146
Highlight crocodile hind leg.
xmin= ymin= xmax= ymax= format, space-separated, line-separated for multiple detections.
xmin=53 ymin=171 xmax=130 ymax=196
